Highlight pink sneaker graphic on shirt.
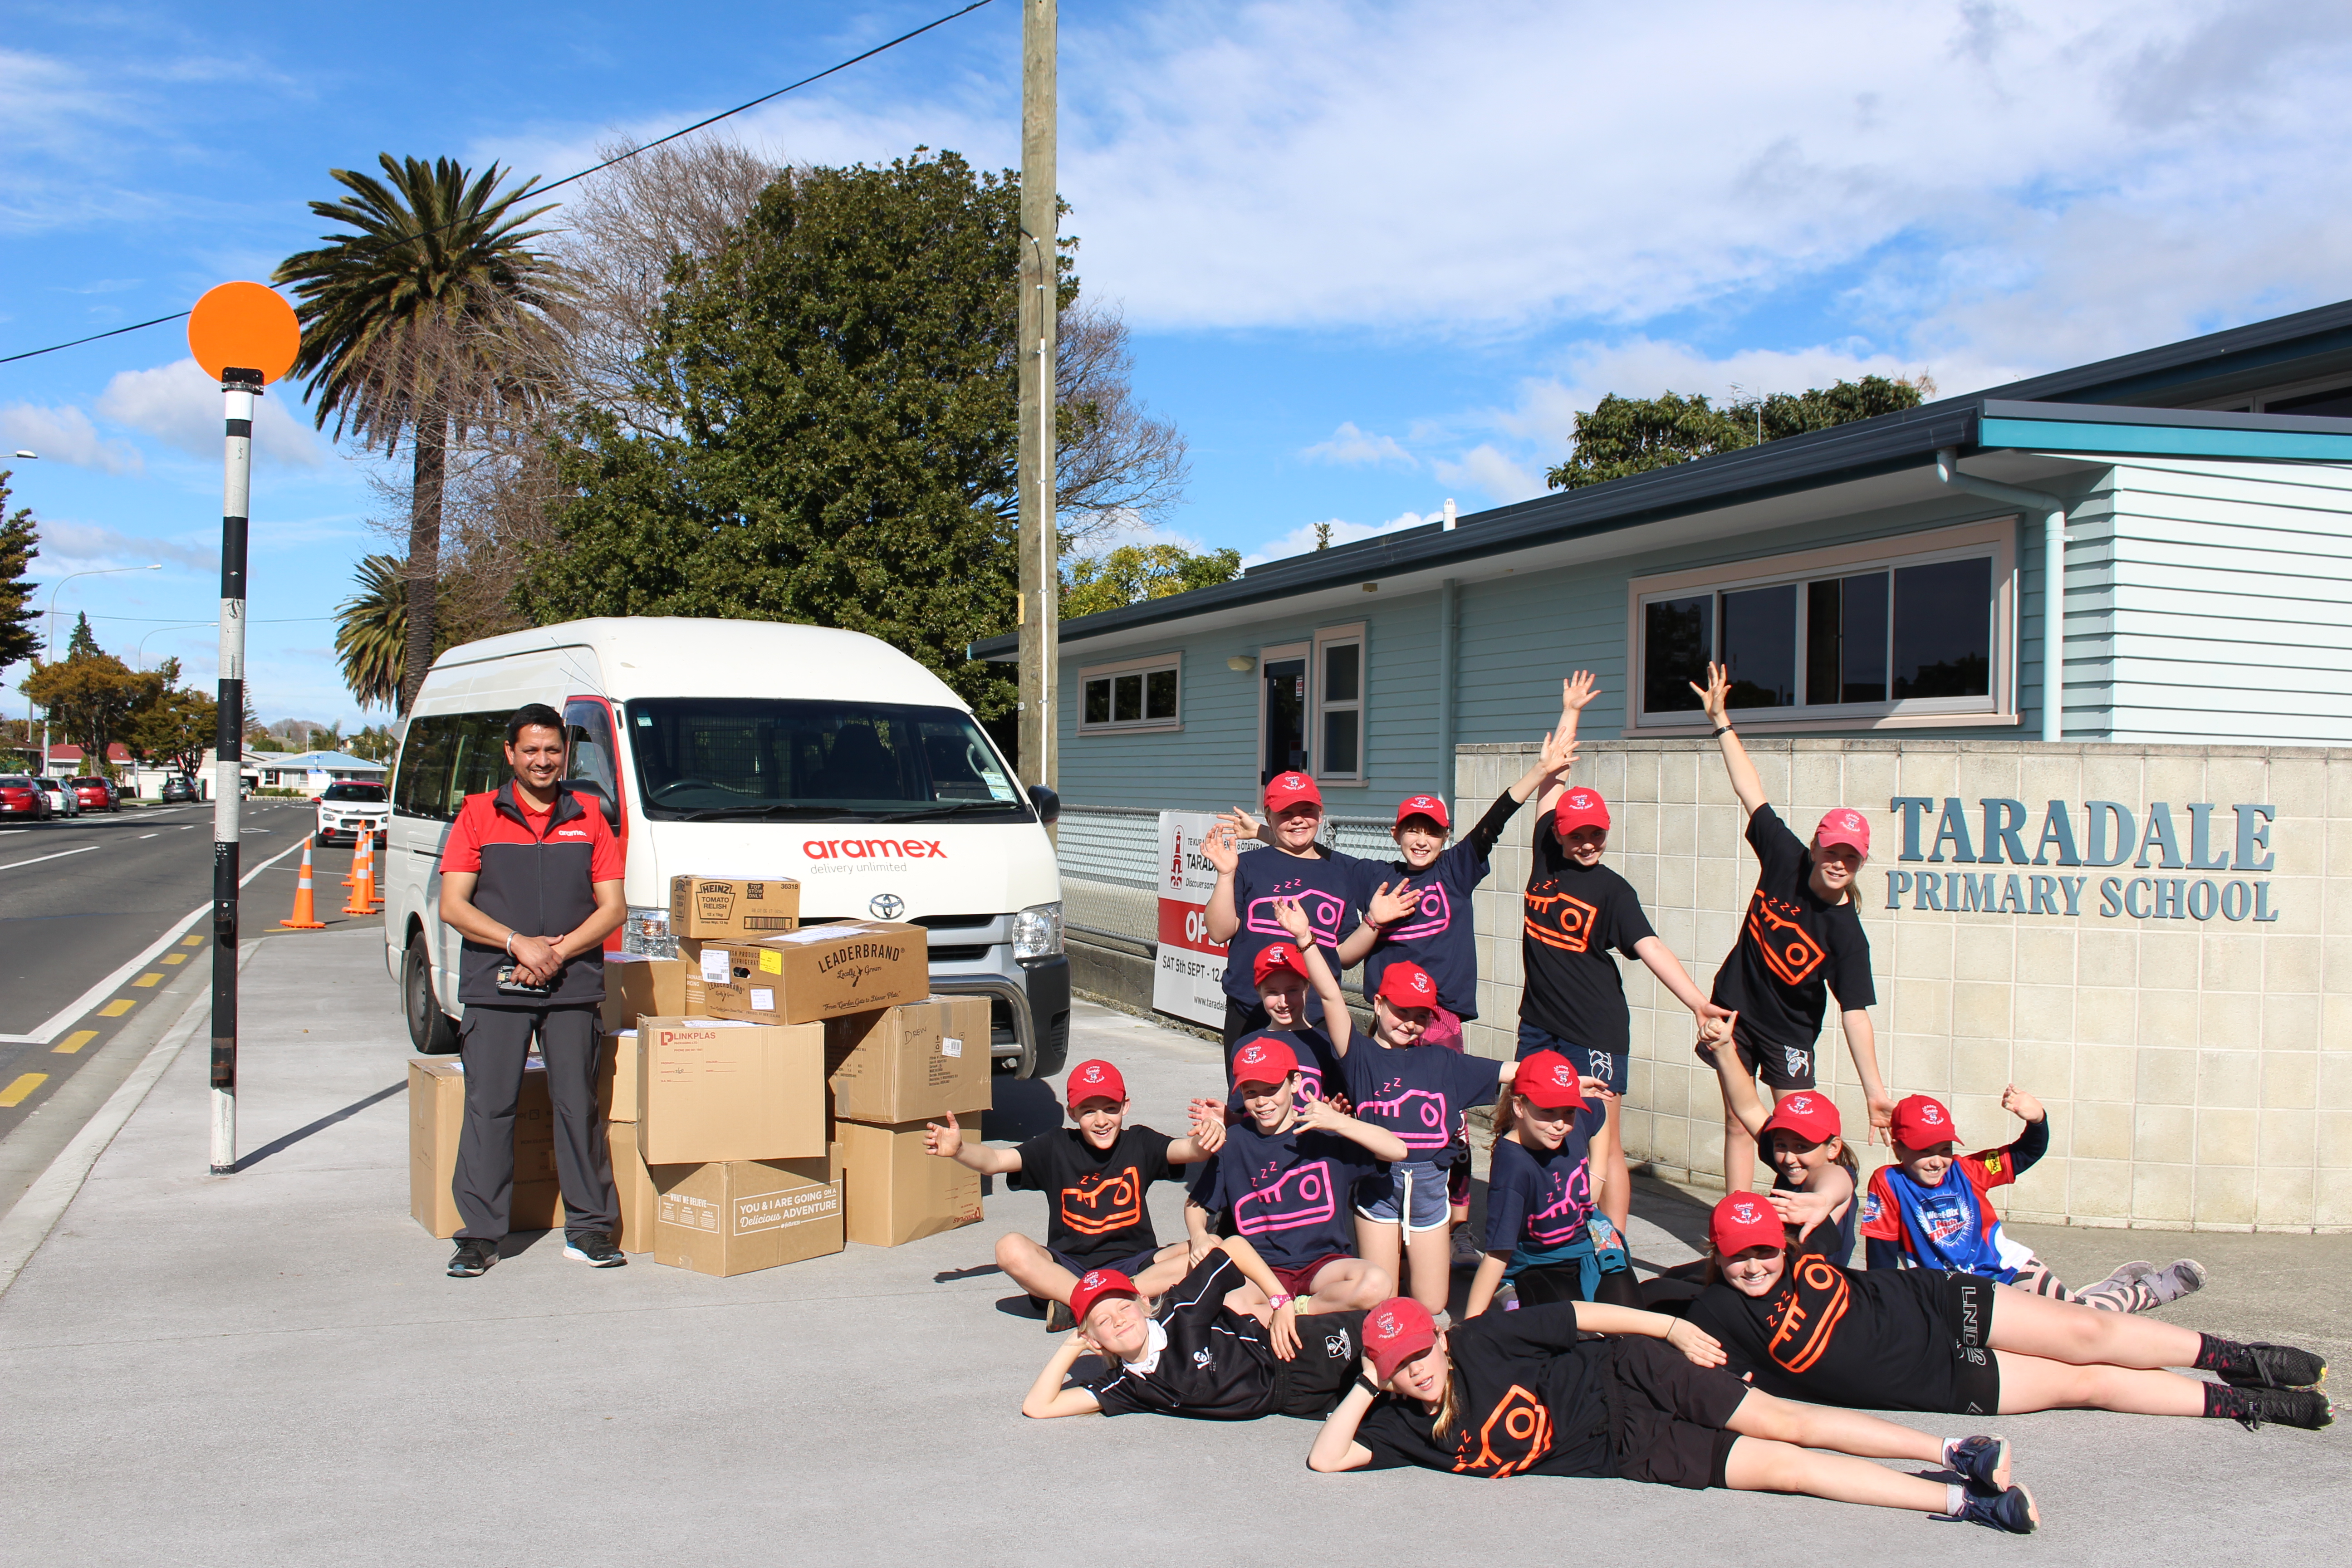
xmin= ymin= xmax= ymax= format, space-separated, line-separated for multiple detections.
xmin=1388 ymin=882 xmax=1451 ymax=943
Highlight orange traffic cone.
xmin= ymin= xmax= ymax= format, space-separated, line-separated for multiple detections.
xmin=363 ymin=828 xmax=384 ymax=910
xmin=280 ymin=837 xmax=327 ymax=929
xmin=344 ymin=830 xmax=382 ymax=915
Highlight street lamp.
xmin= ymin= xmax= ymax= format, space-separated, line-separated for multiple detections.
xmin=135 ymin=622 xmax=218 ymax=669
xmin=35 ymin=563 xmax=163 ymax=770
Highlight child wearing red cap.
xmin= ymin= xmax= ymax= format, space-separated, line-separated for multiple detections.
xmin=1688 ymin=1191 xmax=2328 ymax=1432
xmin=1020 ymin=1236 xmax=1371 ymax=1422
xmin=927 ymin=1058 xmax=1226 ymax=1331
xmin=1338 ymin=960 xmax=1525 ymax=1317
xmin=1220 ymin=897 xmax=1351 ymax=1112
xmin=1699 ymin=1041 xmax=1862 ymax=1262
xmin=1690 ymin=661 xmax=1893 ymax=1194
xmin=1465 ymin=1049 xmax=1639 ymax=1316
xmin=1862 ymin=1090 xmax=2204 ymax=1311
xmin=1308 ymin=1293 xmax=2041 ymax=1532
xmin=1186 ymin=1033 xmax=1406 ymax=1313
xmin=1202 ymin=772 xmax=1368 ymax=1048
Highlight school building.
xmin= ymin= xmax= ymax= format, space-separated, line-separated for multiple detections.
xmin=977 ymin=297 xmax=2352 ymax=1235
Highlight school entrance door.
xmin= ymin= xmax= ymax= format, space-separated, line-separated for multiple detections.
xmin=1261 ymin=653 xmax=1307 ymax=784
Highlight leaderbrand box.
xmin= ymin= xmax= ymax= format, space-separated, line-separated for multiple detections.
xmin=633 ymin=1017 xmax=826 ymax=1166
xmin=826 ymin=995 xmax=994 ymax=1124
xmin=683 ymin=920 xmax=926 ymax=1026
xmin=835 ymin=1112 xmax=987 ymax=1247
xmin=669 ymin=875 xmax=801 ymax=941
xmin=599 ymin=953 xmax=688 ymax=1032
xmin=652 ymin=1156 xmax=844 ymax=1277
xmin=408 ymin=1058 xmax=561 ymax=1238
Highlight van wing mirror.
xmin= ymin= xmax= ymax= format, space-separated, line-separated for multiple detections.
xmin=564 ymin=779 xmax=617 ymax=825
xmin=1026 ymin=784 xmax=1060 ymax=825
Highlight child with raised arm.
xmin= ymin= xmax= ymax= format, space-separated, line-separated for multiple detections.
xmin=1201 ymin=772 xmax=1367 ymax=1047
xmin=926 ymin=1058 xmax=1224 ymax=1331
xmin=1690 ymin=660 xmax=1893 ymax=1195
xmin=1220 ymin=894 xmax=1352 ymax=1111
xmin=1700 ymin=1030 xmax=1860 ymax=1263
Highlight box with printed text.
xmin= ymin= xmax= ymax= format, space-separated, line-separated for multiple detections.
xmin=835 ymin=1111 xmax=988 ymax=1247
xmin=682 ymin=920 xmax=926 ymax=1027
xmin=633 ymin=1016 xmax=827 ymax=1166
xmin=669 ymin=874 xmax=801 ymax=941
xmin=599 ymin=952 xmax=688 ymax=1032
xmin=651 ymin=1155 xmax=843 ymax=1277
xmin=825 ymin=995 xmax=993 ymax=1125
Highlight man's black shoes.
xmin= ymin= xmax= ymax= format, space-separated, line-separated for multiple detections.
xmin=564 ymin=1231 xmax=627 ymax=1267
xmin=447 ymin=1238 xmax=498 ymax=1277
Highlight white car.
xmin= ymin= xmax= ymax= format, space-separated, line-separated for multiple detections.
xmin=315 ymin=780 xmax=389 ymax=846
xmin=33 ymin=777 xmax=80 ymax=817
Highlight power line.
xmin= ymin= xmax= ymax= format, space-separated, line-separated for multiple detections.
xmin=0 ymin=0 xmax=997 ymax=369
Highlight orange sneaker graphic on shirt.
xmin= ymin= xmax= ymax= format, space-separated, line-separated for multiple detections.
xmin=1454 ymin=1384 xmax=1553 ymax=1477
xmin=1744 ymin=890 xmax=1827 ymax=985
xmin=1523 ymin=883 xmax=1600 ymax=953
xmin=1058 ymin=1169 xmax=1144 ymax=1236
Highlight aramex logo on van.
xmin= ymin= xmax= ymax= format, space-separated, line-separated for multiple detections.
xmin=803 ymin=839 xmax=947 ymax=860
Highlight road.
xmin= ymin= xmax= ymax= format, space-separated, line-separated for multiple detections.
xmin=0 ymin=799 xmax=385 ymax=1151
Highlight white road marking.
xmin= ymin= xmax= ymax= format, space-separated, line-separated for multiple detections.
xmin=139 ymin=833 xmax=160 ymax=840
xmin=0 ymin=845 xmax=100 ymax=873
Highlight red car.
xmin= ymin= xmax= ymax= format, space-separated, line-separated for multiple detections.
xmin=70 ymin=776 xmax=120 ymax=812
xmin=0 ymin=775 xmax=53 ymax=819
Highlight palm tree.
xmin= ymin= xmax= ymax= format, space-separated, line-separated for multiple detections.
xmin=276 ymin=155 xmax=572 ymax=714
xmin=335 ymin=552 xmax=433 ymax=710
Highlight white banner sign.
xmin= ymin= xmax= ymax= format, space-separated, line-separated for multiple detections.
xmin=1152 ymin=810 xmax=1228 ymax=1027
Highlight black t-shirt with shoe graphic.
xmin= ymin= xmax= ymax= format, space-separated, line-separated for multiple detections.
xmin=1684 ymin=1230 xmax=1956 ymax=1412
xmin=1009 ymin=1126 xmax=1177 ymax=1272
xmin=1707 ymin=804 xmax=1875 ymax=1077
xmin=1519 ymin=831 xmax=1656 ymax=1055
xmin=1353 ymin=1302 xmax=1614 ymax=1477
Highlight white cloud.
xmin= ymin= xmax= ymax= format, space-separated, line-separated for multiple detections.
xmin=1245 ymin=508 xmax=1437 ymax=567
xmin=94 ymin=358 xmax=322 ymax=467
xmin=1301 ymin=421 xmax=1415 ymax=467
xmin=1431 ymin=445 xmax=1542 ymax=505
xmin=0 ymin=403 xmax=142 ymax=474
xmin=36 ymin=518 xmax=212 ymax=572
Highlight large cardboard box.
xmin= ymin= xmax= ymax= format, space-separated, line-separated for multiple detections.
xmin=599 ymin=953 xmax=688 ymax=1032
xmin=651 ymin=1156 xmax=844 ymax=1277
xmin=407 ymin=1058 xmax=561 ymax=1239
xmin=684 ymin=920 xmax=926 ymax=1027
xmin=611 ymin=1124 xmax=658 ymax=1252
xmin=826 ymin=995 xmax=994 ymax=1124
xmin=634 ymin=1017 xmax=827 ymax=1166
xmin=835 ymin=1111 xmax=988 ymax=1247
xmin=670 ymin=874 xmax=801 ymax=941
xmin=597 ymin=1029 xmax=642 ymax=1122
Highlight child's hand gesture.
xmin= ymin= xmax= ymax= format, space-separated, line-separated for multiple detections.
xmin=1365 ymin=880 xmax=1416 ymax=929
xmin=1295 ymin=1096 xmax=1348 ymax=1135
xmin=1220 ymin=805 xmax=1268 ymax=843
xmin=1536 ymin=726 xmax=1580 ymax=781
xmin=1768 ymin=1185 xmax=1835 ymax=1237
xmin=2002 ymin=1083 xmax=2046 ymax=1125
xmin=1695 ymin=1005 xmax=1737 ymax=1049
xmin=1664 ymin=1317 xmax=1727 ymax=1368
xmin=1579 ymin=1077 xmax=1616 ymax=1101
xmin=1561 ymin=670 xmax=1599 ymax=713
xmin=1200 ymin=822 xmax=1239 ymax=875
xmin=923 ymin=1112 xmax=963 ymax=1159
xmin=1188 ymin=1097 xmax=1228 ymax=1153
xmin=1270 ymin=895 xmax=1313 ymax=944
xmin=1688 ymin=661 xmax=1732 ymax=726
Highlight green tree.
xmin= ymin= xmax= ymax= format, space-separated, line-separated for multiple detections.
xmin=525 ymin=151 xmax=1064 ymax=720
xmin=347 ymin=723 xmax=398 ymax=762
xmin=275 ymin=155 xmax=573 ymax=715
xmin=1061 ymin=543 xmax=1242 ymax=620
xmin=126 ymin=661 xmax=217 ymax=779
xmin=22 ymin=648 xmax=149 ymax=776
xmin=65 ymin=611 xmax=99 ymax=659
xmin=1545 ymin=375 xmax=1926 ymax=490
xmin=0 ymin=472 xmax=38 ymax=670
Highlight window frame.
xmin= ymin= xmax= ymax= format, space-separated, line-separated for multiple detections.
xmin=1623 ymin=517 xmax=2019 ymax=736
xmin=1311 ymin=622 xmax=1367 ymax=785
xmin=1076 ymin=651 xmax=1185 ymax=735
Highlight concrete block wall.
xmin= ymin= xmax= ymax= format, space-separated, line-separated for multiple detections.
xmin=1457 ymin=737 xmax=2352 ymax=1234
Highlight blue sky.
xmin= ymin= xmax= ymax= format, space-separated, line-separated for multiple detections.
xmin=5 ymin=0 xmax=2350 ymax=728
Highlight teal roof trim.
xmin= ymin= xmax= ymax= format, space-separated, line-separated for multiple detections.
xmin=1980 ymin=416 xmax=2352 ymax=462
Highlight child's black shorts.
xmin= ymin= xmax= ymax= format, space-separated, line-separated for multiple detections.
xmin=1604 ymin=1337 xmax=1747 ymax=1490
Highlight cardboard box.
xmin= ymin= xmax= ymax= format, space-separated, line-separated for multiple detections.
xmin=683 ymin=920 xmax=927 ymax=1027
xmin=407 ymin=1058 xmax=561 ymax=1239
xmin=651 ymin=1156 xmax=844 ymax=1277
xmin=826 ymin=995 xmax=994 ymax=1124
xmin=634 ymin=1017 xmax=827 ymax=1166
xmin=599 ymin=953 xmax=689 ymax=1032
xmin=670 ymin=874 xmax=801 ymax=941
xmin=598 ymin=1029 xmax=641 ymax=1122
xmin=609 ymin=1123 xmax=658 ymax=1251
xmin=835 ymin=1112 xmax=987 ymax=1247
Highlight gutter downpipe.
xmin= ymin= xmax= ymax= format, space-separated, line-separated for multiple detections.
xmin=1438 ymin=577 xmax=1459 ymax=808
xmin=1934 ymin=447 xmax=2067 ymax=744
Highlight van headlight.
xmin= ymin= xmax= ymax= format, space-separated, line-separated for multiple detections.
xmin=623 ymin=906 xmax=677 ymax=957
xmin=1012 ymin=900 xmax=1063 ymax=960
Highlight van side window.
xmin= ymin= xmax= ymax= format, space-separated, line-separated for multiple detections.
xmin=444 ymin=714 xmax=508 ymax=813
xmin=392 ymin=716 xmax=453 ymax=821
xmin=392 ymin=712 xmax=509 ymax=822
xmin=565 ymin=699 xmax=620 ymax=808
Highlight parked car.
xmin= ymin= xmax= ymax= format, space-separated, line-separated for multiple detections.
xmin=33 ymin=777 xmax=79 ymax=817
xmin=160 ymin=774 xmax=198 ymax=804
xmin=70 ymin=775 xmax=120 ymax=812
xmin=315 ymin=779 xmax=389 ymax=846
xmin=0 ymin=775 xmax=52 ymax=820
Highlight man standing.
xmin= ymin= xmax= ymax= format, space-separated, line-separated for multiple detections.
xmin=436 ymin=703 xmax=627 ymax=1277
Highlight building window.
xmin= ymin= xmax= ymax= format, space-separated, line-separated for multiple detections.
xmin=1627 ymin=519 xmax=2016 ymax=732
xmin=1078 ymin=654 xmax=1182 ymax=734
xmin=1313 ymin=624 xmax=1365 ymax=783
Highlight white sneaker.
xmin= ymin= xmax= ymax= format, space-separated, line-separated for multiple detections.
xmin=2142 ymin=1258 xmax=2207 ymax=1305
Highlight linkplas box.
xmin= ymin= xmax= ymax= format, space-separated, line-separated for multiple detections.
xmin=408 ymin=1058 xmax=562 ymax=1238
xmin=651 ymin=1156 xmax=843 ymax=1277
xmin=825 ymin=995 xmax=993 ymax=1124
xmin=683 ymin=920 xmax=926 ymax=1027
xmin=633 ymin=1017 xmax=827 ymax=1166
xmin=668 ymin=874 xmax=801 ymax=941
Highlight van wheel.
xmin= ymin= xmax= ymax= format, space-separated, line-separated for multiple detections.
xmin=404 ymin=937 xmax=459 ymax=1054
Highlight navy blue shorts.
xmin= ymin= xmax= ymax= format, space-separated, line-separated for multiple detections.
xmin=1049 ymin=1244 xmax=1166 ymax=1280
xmin=1516 ymin=1020 xmax=1627 ymax=1097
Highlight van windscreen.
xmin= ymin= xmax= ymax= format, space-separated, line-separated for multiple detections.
xmin=624 ymin=699 xmax=1032 ymax=823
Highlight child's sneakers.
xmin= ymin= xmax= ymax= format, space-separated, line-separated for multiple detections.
xmin=1936 ymin=1484 xmax=2038 ymax=1534
xmin=2204 ymin=1382 xmax=2332 ymax=1430
xmin=2141 ymin=1258 xmax=2207 ymax=1306
xmin=1941 ymin=1435 xmax=2010 ymax=1496
xmin=1450 ymin=1227 xmax=1486 ymax=1271
xmin=2213 ymin=1342 xmax=2328 ymax=1391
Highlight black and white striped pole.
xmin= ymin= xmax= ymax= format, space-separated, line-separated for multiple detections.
xmin=187 ymin=282 xmax=301 ymax=1177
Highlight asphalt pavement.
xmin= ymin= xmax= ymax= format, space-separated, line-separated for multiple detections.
xmin=0 ymin=926 xmax=2340 ymax=1567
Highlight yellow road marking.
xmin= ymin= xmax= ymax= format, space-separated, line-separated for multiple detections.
xmin=181 ymin=934 xmax=204 ymax=946
xmin=98 ymin=999 xmax=134 ymax=1018
xmin=0 ymin=1073 xmax=47 ymax=1107
xmin=163 ymin=952 xmax=188 ymax=965
xmin=132 ymin=972 xmax=163 ymax=988
xmin=53 ymin=1031 xmax=98 ymax=1055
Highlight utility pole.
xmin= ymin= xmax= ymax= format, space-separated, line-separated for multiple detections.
xmin=1016 ymin=0 xmax=1058 ymax=799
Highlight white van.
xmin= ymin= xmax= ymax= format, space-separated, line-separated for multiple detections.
xmin=385 ymin=618 xmax=1068 ymax=1077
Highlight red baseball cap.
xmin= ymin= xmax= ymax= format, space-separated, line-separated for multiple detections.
xmin=1068 ymin=1268 xmax=1139 ymax=1326
xmin=1230 ymin=1036 xmax=1299 ymax=1089
xmin=1363 ymin=1297 xmax=1438 ymax=1382
xmin=1891 ymin=1093 xmax=1958 ymax=1148
xmin=1554 ymin=787 xmax=1611 ymax=836
xmin=1264 ymin=772 xmax=1323 ymax=813
xmin=1065 ymin=1059 xmax=1126 ymax=1106
xmin=1512 ymin=1049 xmax=1586 ymax=1111
xmin=1815 ymin=807 xmax=1870 ymax=855
xmin=1394 ymin=794 xmax=1450 ymax=830
xmin=1252 ymin=942 xmax=1312 ymax=987
xmin=1759 ymin=1090 xmax=1841 ymax=1146
xmin=1710 ymin=1192 xmax=1785 ymax=1258
xmin=1375 ymin=961 xmax=1439 ymax=1010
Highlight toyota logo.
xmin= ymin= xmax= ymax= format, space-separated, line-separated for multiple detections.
xmin=869 ymin=893 xmax=906 ymax=920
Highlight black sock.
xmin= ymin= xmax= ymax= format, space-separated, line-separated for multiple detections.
xmin=2195 ymin=1333 xmax=2245 ymax=1374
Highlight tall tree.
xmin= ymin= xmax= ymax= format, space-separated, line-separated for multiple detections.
xmin=526 ymin=150 xmax=1066 ymax=718
xmin=65 ymin=611 xmax=98 ymax=658
xmin=126 ymin=660 xmax=217 ymax=779
xmin=23 ymin=647 xmax=149 ymax=775
xmin=275 ymin=154 xmax=573 ymax=714
xmin=1061 ymin=542 xmax=1241 ymax=619
xmin=333 ymin=551 xmax=461 ymax=710
xmin=1546 ymin=375 xmax=1929 ymax=490
xmin=0 ymin=470 xmax=37 ymax=671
